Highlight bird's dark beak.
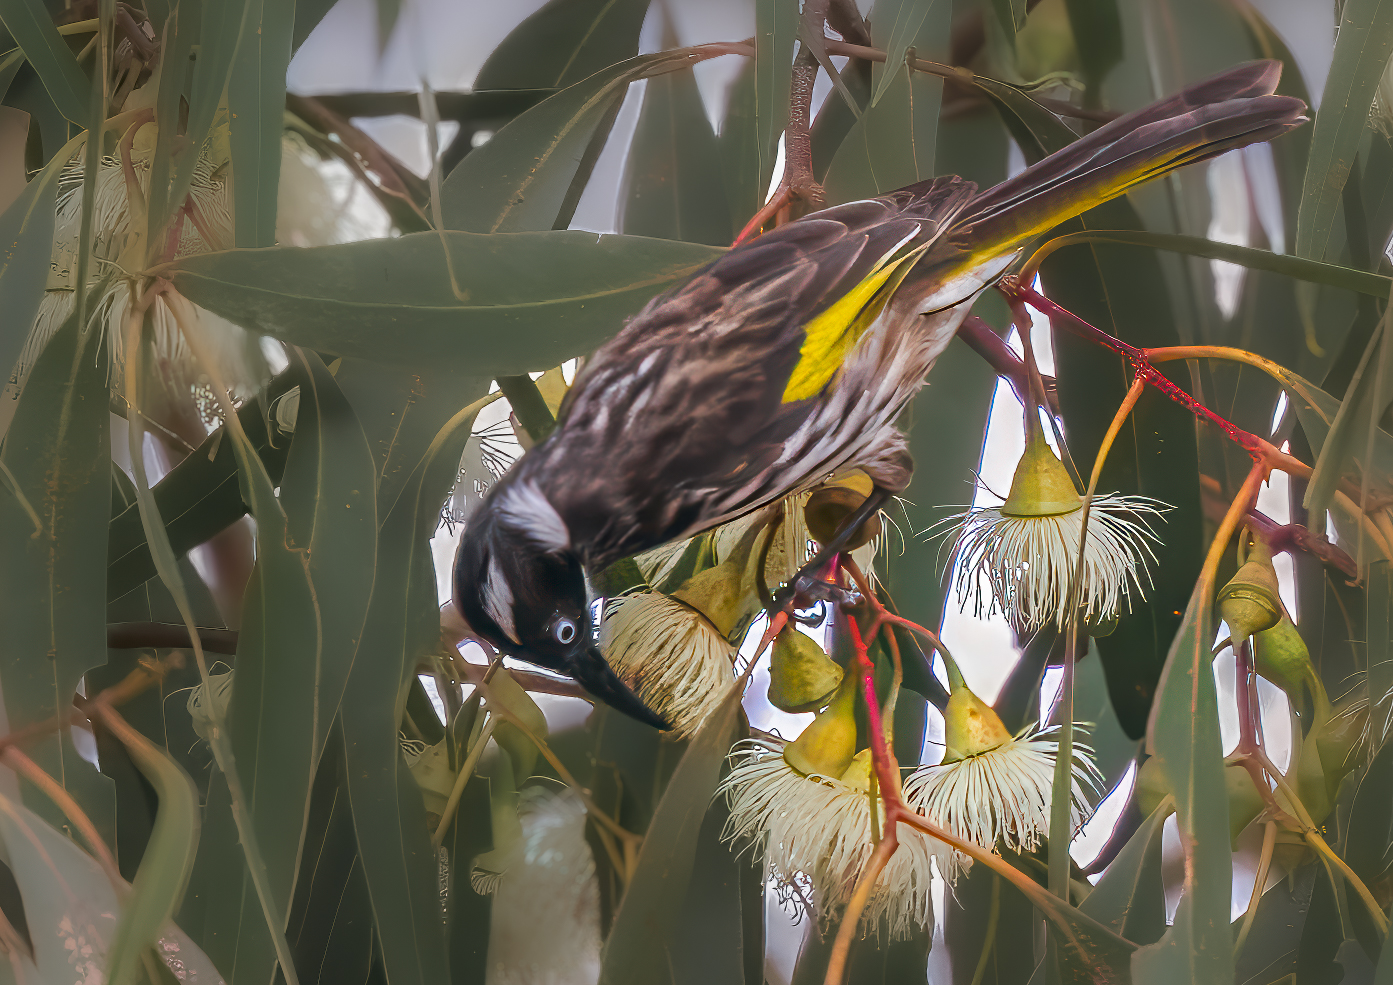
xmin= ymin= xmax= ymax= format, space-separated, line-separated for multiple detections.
xmin=567 ymin=645 xmax=671 ymax=731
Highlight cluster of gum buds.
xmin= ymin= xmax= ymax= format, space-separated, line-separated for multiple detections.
xmin=600 ymin=472 xmax=881 ymax=737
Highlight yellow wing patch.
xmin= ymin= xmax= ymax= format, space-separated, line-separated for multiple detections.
xmin=782 ymin=244 xmax=930 ymax=403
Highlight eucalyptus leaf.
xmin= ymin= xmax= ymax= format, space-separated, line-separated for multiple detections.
xmin=474 ymin=0 xmax=651 ymax=90
xmin=1296 ymin=0 xmax=1393 ymax=260
xmin=0 ymin=0 xmax=87 ymax=121
xmin=0 ymin=792 xmax=223 ymax=984
xmin=229 ymin=0 xmax=294 ymax=247
xmin=442 ymin=49 xmax=706 ymax=233
xmin=167 ymin=231 xmax=725 ymax=373
xmin=1133 ymin=585 xmax=1233 ymax=985
xmin=0 ymin=310 xmax=114 ymax=839
xmin=869 ymin=0 xmax=943 ymax=106
xmin=1079 ymin=802 xmax=1170 ymax=946
xmin=598 ymin=674 xmax=747 ymax=984
xmin=621 ymin=66 xmax=732 ymax=246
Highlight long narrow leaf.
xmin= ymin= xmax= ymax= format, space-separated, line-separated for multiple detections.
xmin=229 ymin=0 xmax=294 ymax=247
xmin=0 ymin=0 xmax=88 ymax=120
xmin=1296 ymin=0 xmax=1393 ymax=260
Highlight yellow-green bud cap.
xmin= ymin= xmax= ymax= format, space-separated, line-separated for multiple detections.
xmin=768 ymin=627 xmax=843 ymax=713
xmin=783 ymin=669 xmax=858 ymax=778
xmin=672 ymin=560 xmax=749 ymax=639
xmin=942 ymin=684 xmax=1012 ymax=762
xmin=1002 ymin=430 xmax=1082 ymax=517
xmin=1216 ymin=539 xmax=1282 ymax=643
xmin=804 ymin=471 xmax=882 ymax=550
xmin=1253 ymin=612 xmax=1320 ymax=709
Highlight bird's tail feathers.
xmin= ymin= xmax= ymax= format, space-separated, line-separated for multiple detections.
xmin=951 ymin=60 xmax=1306 ymax=255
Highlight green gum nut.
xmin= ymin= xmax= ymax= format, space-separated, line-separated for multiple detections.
xmin=1216 ymin=539 xmax=1282 ymax=643
xmin=768 ymin=627 xmax=843 ymax=714
xmin=783 ymin=669 xmax=858 ymax=778
xmin=1002 ymin=430 xmax=1083 ymax=518
xmin=1253 ymin=612 xmax=1322 ymax=710
xmin=1293 ymin=693 xmax=1367 ymax=825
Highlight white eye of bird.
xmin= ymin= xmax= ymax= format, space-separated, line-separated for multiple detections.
xmin=553 ymin=617 xmax=577 ymax=645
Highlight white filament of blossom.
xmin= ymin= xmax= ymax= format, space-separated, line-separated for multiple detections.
xmin=949 ymin=494 xmax=1167 ymax=631
xmin=903 ymin=725 xmax=1102 ymax=878
xmin=719 ymin=737 xmax=950 ymax=940
xmin=600 ymin=591 xmax=735 ymax=737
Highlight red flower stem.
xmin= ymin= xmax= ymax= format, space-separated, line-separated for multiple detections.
xmin=844 ymin=615 xmax=903 ymax=807
xmin=1001 ymin=279 xmax=1267 ymax=459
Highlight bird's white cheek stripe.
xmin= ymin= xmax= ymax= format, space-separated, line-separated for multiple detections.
xmin=496 ymin=480 xmax=570 ymax=553
xmin=483 ymin=555 xmax=518 ymax=643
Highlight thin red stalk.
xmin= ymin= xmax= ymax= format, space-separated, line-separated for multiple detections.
xmin=1003 ymin=280 xmax=1266 ymax=456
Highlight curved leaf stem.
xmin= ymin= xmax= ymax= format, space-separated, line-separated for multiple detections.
xmin=0 ymin=747 xmax=123 ymax=892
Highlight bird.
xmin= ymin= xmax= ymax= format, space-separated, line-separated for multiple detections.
xmin=453 ymin=60 xmax=1306 ymax=729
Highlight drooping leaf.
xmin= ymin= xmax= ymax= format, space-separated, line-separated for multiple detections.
xmin=1342 ymin=738 xmax=1393 ymax=963
xmin=1132 ymin=584 xmax=1233 ymax=985
xmin=597 ymin=674 xmax=747 ymax=984
xmin=0 ymin=310 xmax=113 ymax=838
xmin=0 ymin=792 xmax=224 ymax=985
xmin=474 ymin=0 xmax=651 ymax=90
xmin=229 ymin=0 xmax=295 ymax=247
xmin=442 ymin=49 xmax=706 ymax=233
xmin=718 ymin=60 xmax=762 ymax=235
xmin=822 ymin=57 xmax=943 ymax=204
xmin=869 ymin=0 xmax=943 ymax=106
xmin=1295 ymin=0 xmax=1393 ymax=260
xmin=0 ymin=141 xmax=66 ymax=401
xmin=167 ymin=231 xmax=725 ymax=373
xmin=946 ymin=864 xmax=1040 ymax=985
xmin=97 ymin=708 xmax=201 ymax=985
xmin=621 ymin=66 xmax=732 ymax=245
xmin=278 ymin=349 xmax=378 ymax=762
xmin=1026 ymin=229 xmax=1393 ymax=299
xmin=1304 ymin=312 xmax=1393 ymax=519
xmin=342 ymin=394 xmax=498 ymax=985
xmin=1080 ymin=802 xmax=1170 ymax=946
xmin=0 ymin=0 xmax=88 ymax=121
xmin=754 ymin=0 xmax=798 ymax=194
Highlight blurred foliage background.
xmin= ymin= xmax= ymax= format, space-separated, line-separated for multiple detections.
xmin=0 ymin=0 xmax=1390 ymax=983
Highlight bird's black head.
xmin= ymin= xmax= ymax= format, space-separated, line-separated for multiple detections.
xmin=453 ymin=478 xmax=669 ymax=731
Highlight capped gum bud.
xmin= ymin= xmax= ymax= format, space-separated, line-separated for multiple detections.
xmin=804 ymin=471 xmax=882 ymax=550
xmin=942 ymin=684 xmax=1013 ymax=762
xmin=783 ymin=669 xmax=858 ymax=778
xmin=1136 ymin=755 xmax=1262 ymax=843
xmin=768 ymin=626 xmax=843 ymax=713
xmin=1002 ymin=430 xmax=1083 ymax=518
xmin=672 ymin=559 xmax=750 ymax=639
xmin=1216 ymin=538 xmax=1282 ymax=643
xmin=1253 ymin=611 xmax=1321 ymax=710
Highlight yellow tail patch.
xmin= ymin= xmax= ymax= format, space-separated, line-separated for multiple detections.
xmin=782 ymin=244 xmax=930 ymax=403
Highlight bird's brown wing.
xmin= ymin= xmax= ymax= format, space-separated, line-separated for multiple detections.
xmin=522 ymin=176 xmax=978 ymax=570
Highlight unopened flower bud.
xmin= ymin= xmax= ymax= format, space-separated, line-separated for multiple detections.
xmin=1216 ymin=540 xmax=1282 ymax=643
xmin=783 ymin=670 xmax=858 ymax=778
xmin=768 ymin=626 xmax=843 ymax=713
xmin=804 ymin=471 xmax=882 ymax=550
xmin=1294 ymin=693 xmax=1366 ymax=825
xmin=1253 ymin=612 xmax=1321 ymax=709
